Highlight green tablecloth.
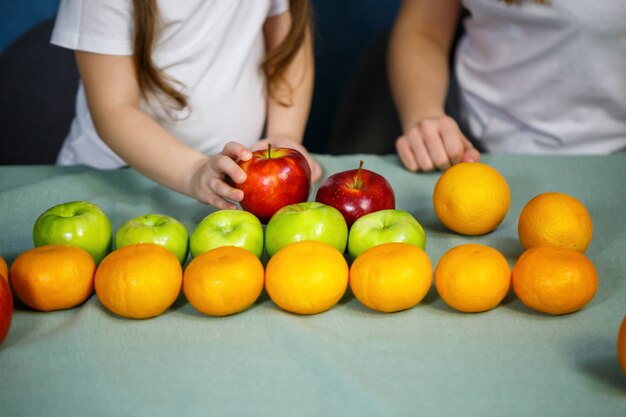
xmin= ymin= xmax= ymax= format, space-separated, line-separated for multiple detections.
xmin=0 ymin=154 xmax=625 ymax=417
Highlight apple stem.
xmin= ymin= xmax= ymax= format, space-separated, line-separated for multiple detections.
xmin=354 ymin=160 xmax=364 ymax=188
xmin=268 ymin=143 xmax=272 ymax=159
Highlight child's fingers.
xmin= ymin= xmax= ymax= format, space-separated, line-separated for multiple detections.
xmin=440 ymin=119 xmax=467 ymax=165
xmin=406 ymin=127 xmax=435 ymax=171
xmin=420 ymin=121 xmax=451 ymax=171
xmin=462 ymin=138 xmax=481 ymax=162
xmin=308 ymin=157 xmax=323 ymax=183
xmin=203 ymin=193 xmax=238 ymax=210
xmin=395 ymin=135 xmax=418 ymax=172
xmin=463 ymin=148 xmax=481 ymax=163
xmin=212 ymin=154 xmax=247 ymax=184
xmin=222 ymin=141 xmax=253 ymax=162
xmin=194 ymin=177 xmax=239 ymax=209
xmin=208 ymin=176 xmax=244 ymax=202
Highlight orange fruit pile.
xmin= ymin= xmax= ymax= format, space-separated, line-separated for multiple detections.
xmin=433 ymin=162 xmax=510 ymax=235
xmin=349 ymin=242 xmax=432 ymax=313
xmin=95 ymin=243 xmax=182 ymax=319
xmin=265 ymin=240 xmax=348 ymax=315
xmin=183 ymin=246 xmax=264 ymax=316
xmin=518 ymin=192 xmax=593 ymax=253
xmin=10 ymin=245 xmax=96 ymax=311
xmin=435 ymin=244 xmax=510 ymax=313
xmin=512 ymin=246 xmax=598 ymax=315
xmin=429 ymin=162 xmax=599 ymax=316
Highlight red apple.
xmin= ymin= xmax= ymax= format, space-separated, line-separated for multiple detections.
xmin=315 ymin=160 xmax=395 ymax=227
xmin=235 ymin=144 xmax=311 ymax=224
xmin=0 ymin=276 xmax=13 ymax=345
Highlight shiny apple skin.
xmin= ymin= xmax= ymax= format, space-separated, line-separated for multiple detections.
xmin=0 ymin=277 xmax=13 ymax=345
xmin=315 ymin=167 xmax=395 ymax=227
xmin=236 ymin=147 xmax=311 ymax=224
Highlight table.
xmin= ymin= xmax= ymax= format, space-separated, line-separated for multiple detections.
xmin=0 ymin=154 xmax=625 ymax=417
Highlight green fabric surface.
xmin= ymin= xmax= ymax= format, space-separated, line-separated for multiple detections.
xmin=0 ymin=154 xmax=625 ymax=417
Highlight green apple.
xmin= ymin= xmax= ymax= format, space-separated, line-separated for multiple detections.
xmin=348 ymin=209 xmax=426 ymax=260
xmin=33 ymin=201 xmax=113 ymax=264
xmin=115 ymin=214 xmax=189 ymax=264
xmin=190 ymin=210 xmax=264 ymax=259
xmin=265 ymin=202 xmax=348 ymax=257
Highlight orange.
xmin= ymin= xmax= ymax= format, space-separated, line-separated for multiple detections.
xmin=433 ymin=162 xmax=510 ymax=235
xmin=512 ymin=246 xmax=598 ymax=315
xmin=0 ymin=256 xmax=8 ymax=282
xmin=349 ymin=242 xmax=432 ymax=313
xmin=619 ymin=315 xmax=626 ymax=377
xmin=435 ymin=244 xmax=511 ymax=313
xmin=183 ymin=246 xmax=264 ymax=316
xmin=10 ymin=245 xmax=95 ymax=311
xmin=518 ymin=192 xmax=592 ymax=253
xmin=95 ymin=243 xmax=182 ymax=319
xmin=265 ymin=240 xmax=348 ymax=315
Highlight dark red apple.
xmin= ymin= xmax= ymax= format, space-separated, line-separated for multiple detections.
xmin=235 ymin=144 xmax=311 ymax=224
xmin=0 ymin=277 xmax=13 ymax=345
xmin=315 ymin=160 xmax=395 ymax=227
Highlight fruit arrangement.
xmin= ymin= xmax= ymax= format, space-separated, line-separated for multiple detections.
xmin=1 ymin=151 xmax=619 ymax=371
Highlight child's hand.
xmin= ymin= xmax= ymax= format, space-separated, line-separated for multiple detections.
xmin=254 ymin=136 xmax=322 ymax=183
xmin=395 ymin=115 xmax=480 ymax=172
xmin=189 ymin=141 xmax=252 ymax=210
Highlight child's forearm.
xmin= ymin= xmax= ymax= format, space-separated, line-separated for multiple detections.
xmin=263 ymin=12 xmax=314 ymax=143
xmin=92 ymin=104 xmax=208 ymax=197
xmin=388 ymin=0 xmax=462 ymax=132
xmin=76 ymin=51 xmax=208 ymax=199
xmin=389 ymin=32 xmax=449 ymax=132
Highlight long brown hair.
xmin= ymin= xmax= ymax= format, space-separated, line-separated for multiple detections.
xmin=132 ymin=0 xmax=312 ymax=112
xmin=132 ymin=0 xmax=186 ymax=111
xmin=262 ymin=0 xmax=313 ymax=106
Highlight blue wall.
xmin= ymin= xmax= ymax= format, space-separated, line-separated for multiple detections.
xmin=0 ymin=0 xmax=60 ymax=54
xmin=308 ymin=0 xmax=400 ymax=152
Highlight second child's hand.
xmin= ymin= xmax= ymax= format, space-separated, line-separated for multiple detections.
xmin=395 ymin=115 xmax=480 ymax=172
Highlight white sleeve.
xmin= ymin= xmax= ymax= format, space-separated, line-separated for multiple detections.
xmin=50 ymin=0 xmax=134 ymax=56
xmin=268 ymin=0 xmax=289 ymax=17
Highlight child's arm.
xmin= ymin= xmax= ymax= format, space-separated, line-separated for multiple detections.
xmin=75 ymin=51 xmax=249 ymax=209
xmin=388 ymin=0 xmax=479 ymax=172
xmin=261 ymin=10 xmax=322 ymax=182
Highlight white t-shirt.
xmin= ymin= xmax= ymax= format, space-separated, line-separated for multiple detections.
xmin=456 ymin=0 xmax=626 ymax=154
xmin=51 ymin=0 xmax=289 ymax=168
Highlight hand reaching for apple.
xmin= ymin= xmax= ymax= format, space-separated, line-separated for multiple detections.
xmin=189 ymin=138 xmax=320 ymax=212
xmin=253 ymin=136 xmax=322 ymax=183
xmin=189 ymin=141 xmax=252 ymax=210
